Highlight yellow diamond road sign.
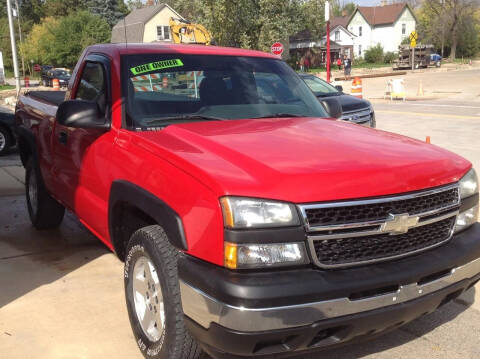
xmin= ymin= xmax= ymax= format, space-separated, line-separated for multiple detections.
xmin=409 ymin=31 xmax=418 ymax=41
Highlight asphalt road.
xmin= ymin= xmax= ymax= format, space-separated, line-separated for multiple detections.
xmin=1 ymin=96 xmax=480 ymax=359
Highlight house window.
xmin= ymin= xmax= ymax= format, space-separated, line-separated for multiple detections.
xmin=335 ymin=30 xmax=340 ymax=41
xmin=359 ymin=26 xmax=362 ymax=36
xmin=402 ymin=23 xmax=406 ymax=35
xmin=359 ymin=45 xmax=362 ymax=56
xmin=157 ymin=25 xmax=171 ymax=41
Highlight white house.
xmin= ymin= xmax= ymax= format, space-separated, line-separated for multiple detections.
xmin=111 ymin=3 xmax=184 ymax=43
xmin=346 ymin=3 xmax=416 ymax=57
xmin=324 ymin=15 xmax=357 ymax=59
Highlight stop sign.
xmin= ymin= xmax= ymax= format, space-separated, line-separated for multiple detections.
xmin=271 ymin=42 xmax=284 ymax=56
xmin=33 ymin=64 xmax=41 ymax=72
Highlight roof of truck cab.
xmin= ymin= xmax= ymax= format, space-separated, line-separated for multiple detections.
xmin=86 ymin=43 xmax=278 ymax=59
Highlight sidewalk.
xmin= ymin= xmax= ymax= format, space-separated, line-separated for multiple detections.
xmin=0 ymin=166 xmax=25 ymax=196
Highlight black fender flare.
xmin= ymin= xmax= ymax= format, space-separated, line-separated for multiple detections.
xmin=15 ymin=123 xmax=39 ymax=167
xmin=108 ymin=180 xmax=188 ymax=252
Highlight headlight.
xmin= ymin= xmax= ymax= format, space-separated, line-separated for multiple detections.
xmin=224 ymin=242 xmax=308 ymax=269
xmin=220 ymin=197 xmax=299 ymax=228
xmin=459 ymin=169 xmax=478 ymax=199
xmin=454 ymin=169 xmax=479 ymax=233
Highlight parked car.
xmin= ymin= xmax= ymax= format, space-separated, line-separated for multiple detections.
xmin=40 ymin=65 xmax=53 ymax=77
xmin=300 ymin=73 xmax=376 ymax=128
xmin=41 ymin=68 xmax=71 ymax=88
xmin=15 ymin=43 xmax=480 ymax=359
xmin=0 ymin=111 xmax=16 ymax=155
xmin=430 ymin=53 xmax=442 ymax=67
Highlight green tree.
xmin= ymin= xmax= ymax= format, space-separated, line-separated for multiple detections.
xmin=342 ymin=2 xmax=356 ymax=16
xmin=421 ymin=0 xmax=479 ymax=59
xmin=19 ymin=17 xmax=60 ymax=66
xmin=0 ymin=18 xmax=14 ymax=72
xmin=43 ymin=0 xmax=88 ymax=16
xmin=18 ymin=0 xmax=45 ymax=24
xmin=126 ymin=0 xmax=144 ymax=11
xmin=300 ymin=0 xmax=325 ymax=39
xmin=256 ymin=0 xmax=302 ymax=51
xmin=166 ymin=0 xmax=205 ymax=22
xmin=84 ymin=0 xmax=127 ymax=26
xmin=52 ymin=11 xmax=111 ymax=67
xmin=201 ymin=0 xmax=302 ymax=51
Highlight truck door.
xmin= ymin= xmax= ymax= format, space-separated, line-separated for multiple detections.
xmin=52 ymin=55 xmax=113 ymax=240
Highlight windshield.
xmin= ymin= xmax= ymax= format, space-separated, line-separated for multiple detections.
xmin=54 ymin=70 xmax=70 ymax=77
xmin=122 ymin=54 xmax=328 ymax=129
xmin=302 ymin=76 xmax=339 ymax=96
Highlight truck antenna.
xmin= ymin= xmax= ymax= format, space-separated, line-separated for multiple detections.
xmin=123 ymin=17 xmax=128 ymax=48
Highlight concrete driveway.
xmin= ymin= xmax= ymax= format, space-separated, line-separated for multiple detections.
xmin=1 ymin=70 xmax=480 ymax=358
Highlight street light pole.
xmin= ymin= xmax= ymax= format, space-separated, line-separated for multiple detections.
xmin=6 ymin=0 xmax=21 ymax=95
xmin=325 ymin=0 xmax=331 ymax=83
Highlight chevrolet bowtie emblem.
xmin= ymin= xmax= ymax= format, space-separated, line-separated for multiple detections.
xmin=381 ymin=213 xmax=419 ymax=235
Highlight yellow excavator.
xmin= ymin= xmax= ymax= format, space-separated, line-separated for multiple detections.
xmin=169 ymin=17 xmax=213 ymax=45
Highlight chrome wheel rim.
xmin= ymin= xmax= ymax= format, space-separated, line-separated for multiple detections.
xmin=133 ymin=256 xmax=165 ymax=342
xmin=0 ymin=131 xmax=6 ymax=152
xmin=28 ymin=169 xmax=38 ymax=214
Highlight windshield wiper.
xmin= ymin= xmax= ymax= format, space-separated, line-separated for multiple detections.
xmin=145 ymin=114 xmax=225 ymax=125
xmin=252 ymin=113 xmax=305 ymax=119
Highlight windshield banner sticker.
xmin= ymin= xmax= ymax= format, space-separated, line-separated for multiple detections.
xmin=130 ymin=59 xmax=184 ymax=75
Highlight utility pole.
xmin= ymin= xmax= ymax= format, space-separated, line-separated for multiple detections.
xmin=325 ymin=0 xmax=331 ymax=82
xmin=6 ymin=0 xmax=21 ymax=94
xmin=15 ymin=0 xmax=25 ymax=77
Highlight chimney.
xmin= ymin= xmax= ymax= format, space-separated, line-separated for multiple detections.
xmin=146 ymin=0 xmax=155 ymax=6
xmin=342 ymin=10 xmax=347 ymax=16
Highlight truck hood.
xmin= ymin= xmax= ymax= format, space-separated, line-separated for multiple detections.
xmin=134 ymin=117 xmax=470 ymax=203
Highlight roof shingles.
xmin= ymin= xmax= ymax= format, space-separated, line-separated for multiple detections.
xmin=355 ymin=3 xmax=409 ymax=26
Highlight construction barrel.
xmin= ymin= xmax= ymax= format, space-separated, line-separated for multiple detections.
xmin=351 ymin=77 xmax=363 ymax=99
xmin=53 ymin=78 xmax=60 ymax=91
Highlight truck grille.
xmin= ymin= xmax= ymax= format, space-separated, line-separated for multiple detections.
xmin=305 ymin=187 xmax=459 ymax=227
xmin=313 ymin=217 xmax=455 ymax=267
xmin=340 ymin=108 xmax=372 ymax=125
xmin=299 ymin=185 xmax=460 ymax=268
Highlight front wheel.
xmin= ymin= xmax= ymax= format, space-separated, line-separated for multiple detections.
xmin=124 ymin=225 xmax=201 ymax=359
xmin=25 ymin=159 xmax=65 ymax=229
xmin=0 ymin=127 xmax=12 ymax=156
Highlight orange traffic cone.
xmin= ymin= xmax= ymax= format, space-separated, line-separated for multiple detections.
xmin=53 ymin=78 xmax=60 ymax=91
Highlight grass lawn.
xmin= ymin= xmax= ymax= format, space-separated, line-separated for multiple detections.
xmin=0 ymin=84 xmax=15 ymax=90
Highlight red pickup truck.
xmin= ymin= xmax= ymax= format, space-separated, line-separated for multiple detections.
xmin=15 ymin=44 xmax=480 ymax=359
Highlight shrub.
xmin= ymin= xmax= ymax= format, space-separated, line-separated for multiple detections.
xmin=384 ymin=51 xmax=396 ymax=63
xmin=364 ymin=44 xmax=384 ymax=63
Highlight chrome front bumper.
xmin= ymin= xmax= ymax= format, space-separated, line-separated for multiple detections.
xmin=180 ymin=257 xmax=480 ymax=332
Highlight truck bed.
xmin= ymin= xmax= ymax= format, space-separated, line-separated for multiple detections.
xmin=27 ymin=91 xmax=66 ymax=106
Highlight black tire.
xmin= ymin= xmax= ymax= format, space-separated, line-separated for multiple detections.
xmin=124 ymin=225 xmax=202 ymax=359
xmin=0 ymin=127 xmax=12 ymax=156
xmin=25 ymin=159 xmax=65 ymax=229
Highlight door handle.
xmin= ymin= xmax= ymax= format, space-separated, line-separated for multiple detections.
xmin=59 ymin=131 xmax=68 ymax=145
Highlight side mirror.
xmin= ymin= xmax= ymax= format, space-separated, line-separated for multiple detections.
xmin=320 ymin=97 xmax=342 ymax=119
xmin=56 ymin=100 xmax=108 ymax=129
xmin=334 ymin=85 xmax=343 ymax=92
